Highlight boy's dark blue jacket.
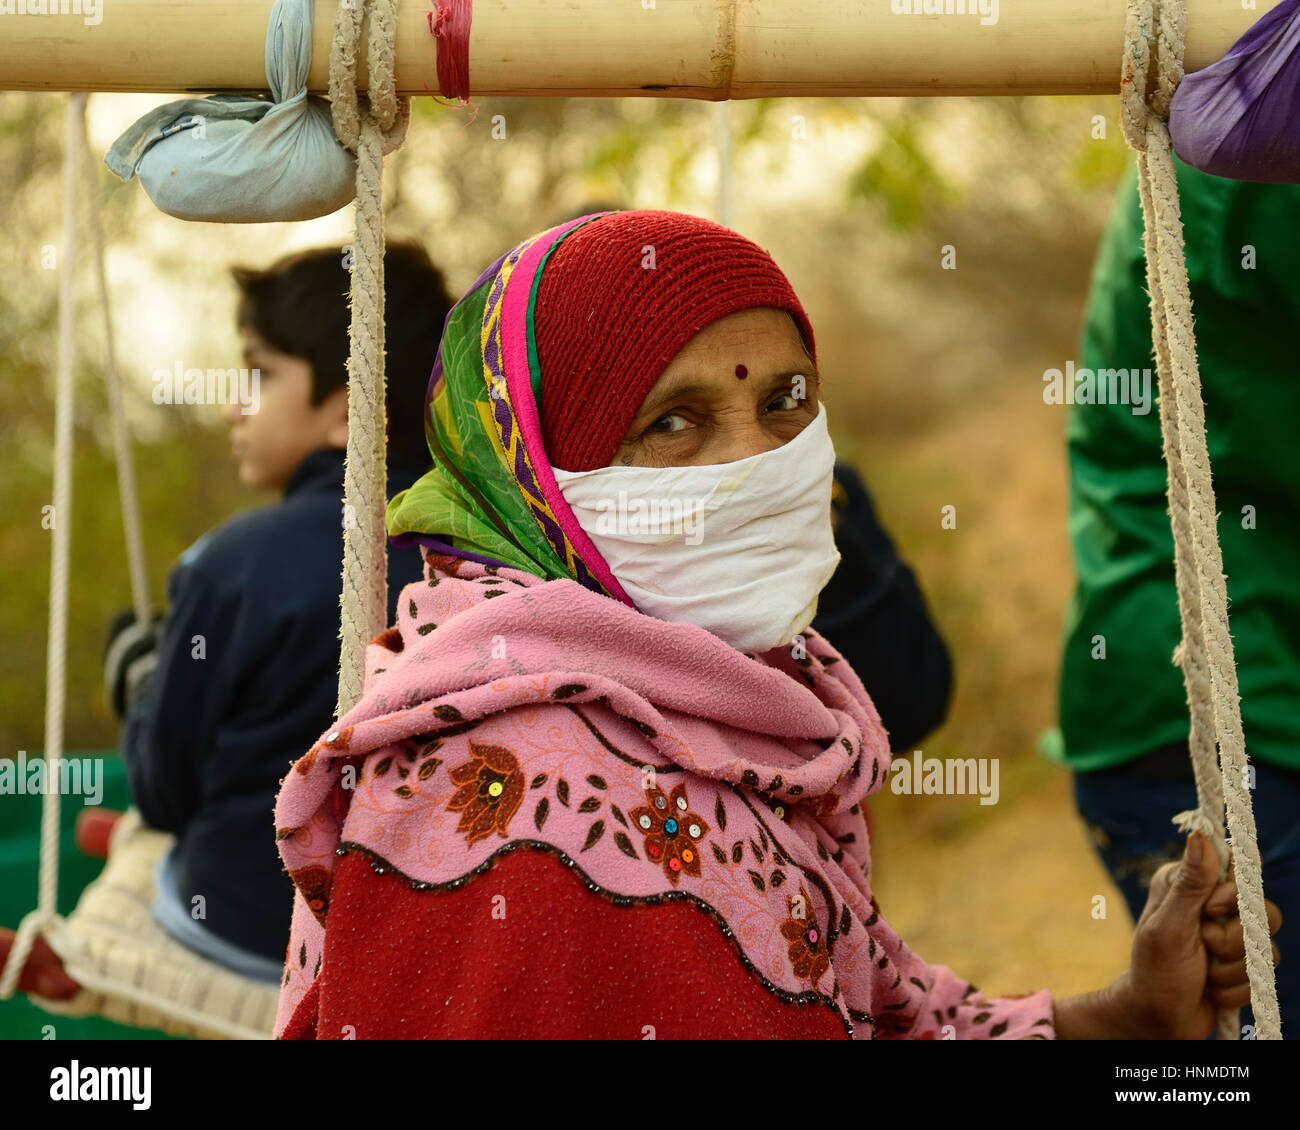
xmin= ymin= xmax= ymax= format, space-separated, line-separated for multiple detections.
xmin=813 ymin=463 xmax=952 ymax=754
xmin=121 ymin=447 xmax=427 ymax=964
xmin=122 ymin=453 xmax=949 ymax=966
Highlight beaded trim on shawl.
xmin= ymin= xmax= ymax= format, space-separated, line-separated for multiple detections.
xmin=335 ymin=838 xmax=859 ymax=1038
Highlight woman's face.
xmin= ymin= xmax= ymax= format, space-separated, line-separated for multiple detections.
xmin=609 ymin=307 xmax=820 ymax=468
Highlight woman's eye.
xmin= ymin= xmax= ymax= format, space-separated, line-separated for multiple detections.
xmin=767 ymin=393 xmax=801 ymax=412
xmin=646 ymin=413 xmax=688 ymax=435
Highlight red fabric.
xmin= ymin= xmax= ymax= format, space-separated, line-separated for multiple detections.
xmin=427 ymin=0 xmax=471 ymax=103
xmin=534 ymin=210 xmax=819 ymax=471
xmin=280 ymin=978 xmax=320 ymax=1040
xmin=282 ymin=845 xmax=851 ymax=1040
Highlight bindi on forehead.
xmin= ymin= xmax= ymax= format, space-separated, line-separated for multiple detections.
xmin=734 ymin=364 xmax=748 ymax=380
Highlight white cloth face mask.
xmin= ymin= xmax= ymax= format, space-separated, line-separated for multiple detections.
xmin=550 ymin=402 xmax=841 ymax=654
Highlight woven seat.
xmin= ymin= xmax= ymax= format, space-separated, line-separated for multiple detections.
xmin=29 ymin=808 xmax=279 ymax=1041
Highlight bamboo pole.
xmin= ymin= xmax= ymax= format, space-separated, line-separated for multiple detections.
xmin=0 ymin=0 xmax=1282 ymax=97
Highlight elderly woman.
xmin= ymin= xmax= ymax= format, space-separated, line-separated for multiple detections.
xmin=272 ymin=210 xmax=1276 ymax=1040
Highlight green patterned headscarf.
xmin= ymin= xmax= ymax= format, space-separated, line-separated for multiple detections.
xmin=386 ymin=213 xmax=634 ymax=605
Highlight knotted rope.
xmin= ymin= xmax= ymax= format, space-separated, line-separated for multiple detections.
xmin=0 ymin=96 xmax=290 ymax=1037
xmin=0 ymin=94 xmax=86 ymax=1004
xmin=0 ymin=92 xmax=155 ymax=1007
xmin=328 ymin=0 xmax=410 ymax=715
xmin=84 ymin=111 xmax=152 ymax=630
xmin=1120 ymin=0 xmax=1280 ymax=1041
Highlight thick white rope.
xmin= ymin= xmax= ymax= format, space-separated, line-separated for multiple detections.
xmin=0 ymin=94 xmax=83 ymax=1003
xmin=714 ymin=101 xmax=734 ymax=229
xmin=1120 ymin=0 xmax=1281 ymax=1040
xmin=0 ymin=98 xmax=275 ymax=1042
xmin=80 ymin=107 xmax=151 ymax=627
xmin=3 ymin=0 xmax=413 ymax=1017
xmin=2 ymin=0 xmax=413 ymax=1018
xmin=329 ymin=0 xmax=410 ymax=716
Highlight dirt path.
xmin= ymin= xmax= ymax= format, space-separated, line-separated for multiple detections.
xmin=870 ymin=755 xmax=1135 ymax=1001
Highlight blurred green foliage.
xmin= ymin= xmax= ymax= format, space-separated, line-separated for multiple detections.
xmin=847 ymin=108 xmax=957 ymax=230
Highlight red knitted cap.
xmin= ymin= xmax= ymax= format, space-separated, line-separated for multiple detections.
xmin=533 ymin=210 xmax=818 ymax=472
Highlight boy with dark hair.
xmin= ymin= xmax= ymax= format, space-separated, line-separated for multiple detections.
xmin=104 ymin=242 xmax=452 ymax=980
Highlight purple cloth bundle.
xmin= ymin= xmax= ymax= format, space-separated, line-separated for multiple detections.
xmin=1169 ymin=1 xmax=1300 ymax=183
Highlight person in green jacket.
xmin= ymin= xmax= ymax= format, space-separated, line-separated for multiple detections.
xmin=1043 ymin=154 xmax=1299 ymax=1036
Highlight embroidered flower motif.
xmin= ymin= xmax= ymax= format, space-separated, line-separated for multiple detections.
xmin=780 ymin=885 xmax=830 ymax=988
xmin=290 ymin=866 xmax=333 ymax=927
xmin=324 ymin=726 xmax=355 ymax=751
xmin=297 ymin=725 xmax=356 ymax=776
xmin=446 ymin=740 xmax=525 ymax=846
xmin=373 ymin=626 xmax=404 ymax=653
xmin=628 ymin=782 xmax=709 ymax=887
xmin=767 ymin=798 xmax=795 ymax=824
xmin=804 ymin=791 xmax=842 ymax=818
xmin=426 ymin=552 xmax=476 ymax=579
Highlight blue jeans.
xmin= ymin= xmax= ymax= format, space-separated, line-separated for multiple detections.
xmin=152 ymin=842 xmax=284 ymax=986
xmin=1073 ymin=754 xmax=1299 ymax=1038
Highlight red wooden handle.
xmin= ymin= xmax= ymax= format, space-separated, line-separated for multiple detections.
xmin=74 ymin=807 xmax=125 ymax=860
xmin=0 ymin=928 xmax=81 ymax=1000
